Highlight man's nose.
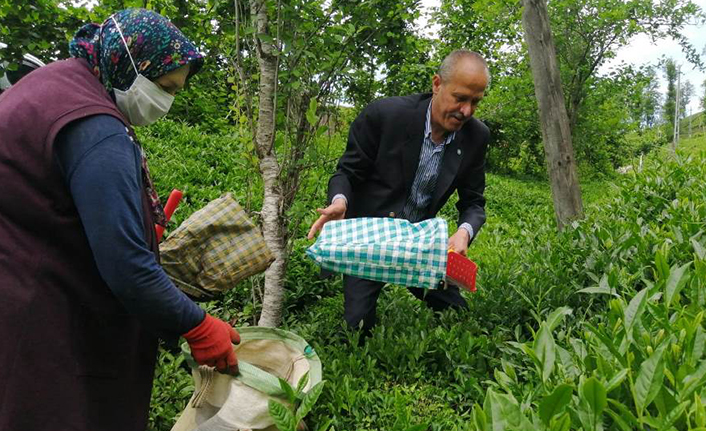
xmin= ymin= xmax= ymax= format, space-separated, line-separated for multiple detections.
xmin=461 ymin=103 xmax=473 ymax=118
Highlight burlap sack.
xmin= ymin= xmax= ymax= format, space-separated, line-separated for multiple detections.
xmin=171 ymin=327 xmax=322 ymax=431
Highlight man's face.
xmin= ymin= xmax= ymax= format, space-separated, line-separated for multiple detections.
xmin=431 ymin=59 xmax=488 ymax=133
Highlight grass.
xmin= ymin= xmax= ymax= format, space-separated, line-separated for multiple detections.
xmin=675 ymin=132 xmax=706 ymax=155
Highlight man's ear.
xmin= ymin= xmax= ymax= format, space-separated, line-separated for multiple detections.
xmin=432 ymin=74 xmax=441 ymax=95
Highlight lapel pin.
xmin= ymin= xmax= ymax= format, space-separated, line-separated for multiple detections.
xmin=457 ymin=149 xmax=462 ymax=156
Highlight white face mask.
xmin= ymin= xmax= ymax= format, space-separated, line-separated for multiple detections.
xmin=110 ymin=16 xmax=174 ymax=126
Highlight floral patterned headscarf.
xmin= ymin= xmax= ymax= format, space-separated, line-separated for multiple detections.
xmin=67 ymin=9 xmax=204 ymax=228
xmin=69 ymin=8 xmax=204 ymax=92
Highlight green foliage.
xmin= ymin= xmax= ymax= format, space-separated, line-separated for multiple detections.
xmin=0 ymin=0 xmax=91 ymax=71
xmin=462 ymin=151 xmax=706 ymax=430
xmin=268 ymin=375 xmax=327 ymax=431
xmin=664 ymin=58 xmax=679 ymax=142
xmin=148 ymin=349 xmax=193 ymax=430
xmin=269 ymin=400 xmax=297 ymax=431
xmin=135 ymin=119 xmax=706 ymax=430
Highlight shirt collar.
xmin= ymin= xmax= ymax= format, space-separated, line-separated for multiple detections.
xmin=425 ymin=100 xmax=456 ymax=146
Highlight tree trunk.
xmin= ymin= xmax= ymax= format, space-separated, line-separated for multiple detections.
xmin=251 ymin=0 xmax=286 ymax=327
xmin=521 ymin=0 xmax=583 ymax=230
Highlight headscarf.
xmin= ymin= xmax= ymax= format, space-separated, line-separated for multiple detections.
xmin=69 ymin=8 xmax=204 ymax=92
xmin=68 ymin=9 xmax=205 ymax=227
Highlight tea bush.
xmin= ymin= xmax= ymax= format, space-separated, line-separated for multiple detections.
xmin=470 ymin=153 xmax=706 ymax=430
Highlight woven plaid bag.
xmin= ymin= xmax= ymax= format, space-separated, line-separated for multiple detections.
xmin=306 ymin=217 xmax=448 ymax=289
xmin=159 ymin=193 xmax=274 ymax=299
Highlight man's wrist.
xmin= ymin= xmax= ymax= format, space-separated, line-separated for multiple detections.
xmin=459 ymin=223 xmax=474 ymax=243
xmin=332 ymin=194 xmax=348 ymax=208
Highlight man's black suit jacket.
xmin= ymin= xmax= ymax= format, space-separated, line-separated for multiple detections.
xmin=327 ymin=93 xmax=489 ymax=238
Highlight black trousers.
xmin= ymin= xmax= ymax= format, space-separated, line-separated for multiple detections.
xmin=343 ymin=275 xmax=468 ymax=332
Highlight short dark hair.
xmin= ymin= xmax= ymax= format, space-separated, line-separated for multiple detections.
xmin=438 ymin=50 xmax=490 ymax=83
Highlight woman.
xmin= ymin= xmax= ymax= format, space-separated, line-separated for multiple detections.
xmin=0 ymin=9 xmax=238 ymax=431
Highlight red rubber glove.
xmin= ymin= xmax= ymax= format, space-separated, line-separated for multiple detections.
xmin=182 ymin=314 xmax=241 ymax=374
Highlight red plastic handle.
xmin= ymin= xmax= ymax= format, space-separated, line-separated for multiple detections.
xmin=155 ymin=189 xmax=183 ymax=242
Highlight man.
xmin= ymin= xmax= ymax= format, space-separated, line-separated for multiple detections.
xmin=307 ymin=50 xmax=490 ymax=332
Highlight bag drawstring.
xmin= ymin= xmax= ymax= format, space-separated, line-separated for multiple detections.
xmin=192 ymin=365 xmax=215 ymax=408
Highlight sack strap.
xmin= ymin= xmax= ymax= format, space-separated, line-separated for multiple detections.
xmin=189 ymin=358 xmax=307 ymax=406
xmin=236 ymin=360 xmax=288 ymax=397
xmin=192 ymin=366 xmax=215 ymax=408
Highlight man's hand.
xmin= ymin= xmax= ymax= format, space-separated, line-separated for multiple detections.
xmin=307 ymin=199 xmax=347 ymax=240
xmin=448 ymin=229 xmax=470 ymax=256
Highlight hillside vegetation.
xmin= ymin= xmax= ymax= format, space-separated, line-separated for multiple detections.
xmin=144 ymin=121 xmax=706 ymax=430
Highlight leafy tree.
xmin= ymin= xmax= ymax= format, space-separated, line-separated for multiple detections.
xmin=574 ymin=73 xmax=644 ymax=171
xmin=663 ymin=58 xmax=678 ymax=142
xmin=679 ymin=79 xmax=694 ymax=119
xmin=0 ymin=0 xmax=91 ymax=72
xmin=550 ymin=0 xmax=703 ymax=132
xmin=332 ymin=0 xmax=435 ymax=107
xmin=435 ymin=0 xmax=523 ymax=66
xmin=631 ymin=65 xmax=662 ymax=128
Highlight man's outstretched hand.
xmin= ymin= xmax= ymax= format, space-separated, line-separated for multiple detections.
xmin=307 ymin=199 xmax=347 ymax=239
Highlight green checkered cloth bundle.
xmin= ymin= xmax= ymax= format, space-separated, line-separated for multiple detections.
xmin=159 ymin=193 xmax=274 ymax=299
xmin=306 ymin=217 xmax=448 ymax=289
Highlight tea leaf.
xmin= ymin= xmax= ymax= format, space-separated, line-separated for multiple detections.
xmin=546 ymin=307 xmax=573 ymax=332
xmin=692 ymin=238 xmax=706 ymax=260
xmin=693 ymin=326 xmax=706 ymax=364
xmin=605 ymin=407 xmax=633 ymax=431
xmin=279 ymin=377 xmax=298 ymax=404
xmin=577 ymin=274 xmax=617 ymax=297
xmin=577 ymin=286 xmax=619 ymax=297
xmin=585 ymin=323 xmax=626 ymax=366
xmin=305 ymin=98 xmax=318 ymax=126
xmin=665 ymin=262 xmax=691 ymax=307
xmin=484 ymin=388 xmax=533 ymax=430
xmin=581 ymin=376 xmax=607 ymax=416
xmin=680 ymin=359 xmax=706 ymax=402
xmin=296 ymin=380 xmax=326 ymax=422
xmin=269 ymin=400 xmax=296 ymax=431
xmin=696 ymin=392 xmax=706 ymax=427
xmin=624 ymin=288 xmax=648 ymax=343
xmin=296 ymin=371 xmax=310 ymax=394
xmin=657 ymin=400 xmax=688 ymax=431
xmin=655 ymin=246 xmax=670 ymax=281
xmin=549 ymin=412 xmax=571 ymax=431
xmin=634 ymin=341 xmax=667 ymax=412
xmin=539 ymin=384 xmax=573 ymax=425
xmin=606 ymin=368 xmax=628 ymax=393
xmin=607 ymin=399 xmax=640 ymax=428
xmin=575 ymin=395 xmax=595 ymax=431
xmin=653 ymin=385 xmax=678 ymax=418
xmin=533 ymin=323 xmax=556 ymax=383
xmin=501 ymin=359 xmax=517 ymax=381
xmin=472 ymin=403 xmax=487 ymax=431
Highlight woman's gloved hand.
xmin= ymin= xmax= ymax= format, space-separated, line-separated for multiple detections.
xmin=182 ymin=314 xmax=240 ymax=374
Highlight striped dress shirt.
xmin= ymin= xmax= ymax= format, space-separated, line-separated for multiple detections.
xmin=400 ymin=102 xmax=455 ymax=221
